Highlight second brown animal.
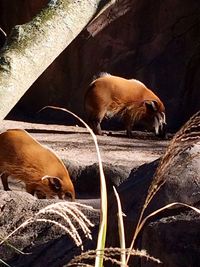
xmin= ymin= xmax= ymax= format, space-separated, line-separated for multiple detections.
xmin=84 ymin=73 xmax=166 ymax=137
xmin=0 ymin=129 xmax=75 ymax=200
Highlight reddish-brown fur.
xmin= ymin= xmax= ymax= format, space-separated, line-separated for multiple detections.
xmin=84 ymin=73 xmax=166 ymax=137
xmin=0 ymin=129 xmax=75 ymax=200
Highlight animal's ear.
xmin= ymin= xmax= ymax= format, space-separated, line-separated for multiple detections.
xmin=145 ymin=100 xmax=158 ymax=112
xmin=41 ymin=175 xmax=62 ymax=192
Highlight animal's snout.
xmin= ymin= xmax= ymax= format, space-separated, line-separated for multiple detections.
xmin=157 ymin=121 xmax=167 ymax=138
xmin=59 ymin=191 xmax=75 ymax=201
xmin=154 ymin=112 xmax=167 ymax=138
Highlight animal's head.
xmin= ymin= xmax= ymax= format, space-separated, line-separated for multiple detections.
xmin=144 ymin=100 xmax=167 ymax=138
xmin=39 ymin=175 xmax=75 ymax=201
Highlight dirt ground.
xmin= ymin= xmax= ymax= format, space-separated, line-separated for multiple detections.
xmin=0 ymin=119 xmax=170 ymax=170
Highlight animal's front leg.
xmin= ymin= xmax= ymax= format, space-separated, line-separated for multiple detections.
xmin=124 ymin=114 xmax=133 ymax=138
xmin=35 ymin=190 xmax=46 ymax=199
xmin=26 ymin=184 xmax=46 ymax=199
xmin=25 ymin=184 xmax=36 ymax=196
xmin=126 ymin=128 xmax=133 ymax=138
xmin=1 ymin=172 xmax=11 ymax=191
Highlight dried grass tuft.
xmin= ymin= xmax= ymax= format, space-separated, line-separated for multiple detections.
xmin=0 ymin=202 xmax=95 ymax=250
xmin=68 ymin=247 xmax=161 ymax=266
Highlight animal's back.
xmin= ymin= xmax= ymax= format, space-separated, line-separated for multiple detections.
xmin=85 ymin=74 xmax=161 ymax=106
xmin=0 ymin=129 xmax=34 ymax=164
xmin=0 ymin=129 xmax=64 ymax=182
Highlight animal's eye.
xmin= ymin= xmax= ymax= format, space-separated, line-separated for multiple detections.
xmin=65 ymin=192 xmax=73 ymax=200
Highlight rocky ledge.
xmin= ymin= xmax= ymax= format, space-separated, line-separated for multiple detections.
xmin=0 ymin=115 xmax=199 ymax=267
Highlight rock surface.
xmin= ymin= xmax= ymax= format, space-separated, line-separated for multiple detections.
xmin=0 ymin=119 xmax=169 ymax=198
xmin=0 ymin=190 xmax=99 ymax=267
xmin=0 ymin=119 xmax=168 ymax=266
xmin=0 ymin=113 xmax=199 ymax=267
xmin=141 ymin=208 xmax=200 ymax=267
xmin=107 ymin=140 xmax=200 ymax=245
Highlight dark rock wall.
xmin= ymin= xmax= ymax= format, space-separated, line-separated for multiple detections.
xmin=0 ymin=0 xmax=48 ymax=31
xmin=141 ymin=211 xmax=200 ymax=267
xmin=0 ymin=0 xmax=200 ymax=131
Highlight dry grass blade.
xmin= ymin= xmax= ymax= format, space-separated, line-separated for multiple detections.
xmin=113 ymin=186 xmax=126 ymax=267
xmin=35 ymin=202 xmax=95 ymax=248
xmin=68 ymin=247 xmax=161 ymax=266
xmin=67 ymin=264 xmax=94 ymax=267
xmin=0 ymin=218 xmax=33 ymax=246
xmin=137 ymin=202 xmax=200 ymax=239
xmin=0 ymin=237 xmax=30 ymax=255
xmin=37 ymin=202 xmax=94 ymax=240
xmin=39 ymin=106 xmax=108 ymax=266
xmin=37 ymin=218 xmax=84 ymax=247
xmin=0 ymin=259 xmax=12 ymax=267
xmin=126 ymin=111 xmax=200 ymax=264
xmin=0 ymin=202 xmax=95 ymax=251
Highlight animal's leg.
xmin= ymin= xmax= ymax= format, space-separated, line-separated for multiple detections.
xmin=25 ymin=184 xmax=35 ymax=196
xmin=25 ymin=184 xmax=46 ymax=199
xmin=123 ymin=114 xmax=134 ymax=138
xmin=35 ymin=190 xmax=46 ymax=199
xmin=1 ymin=172 xmax=11 ymax=191
xmin=89 ymin=119 xmax=103 ymax=135
xmin=126 ymin=127 xmax=133 ymax=138
xmin=88 ymin=110 xmax=106 ymax=135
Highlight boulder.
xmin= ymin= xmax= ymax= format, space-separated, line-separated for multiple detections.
xmin=0 ymin=113 xmax=199 ymax=266
xmin=75 ymin=162 xmax=130 ymax=198
xmin=107 ymin=159 xmax=160 ymax=247
xmin=141 ymin=208 xmax=200 ymax=267
xmin=0 ymin=190 xmax=99 ymax=267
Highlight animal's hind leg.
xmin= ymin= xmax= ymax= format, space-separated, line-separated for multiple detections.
xmin=89 ymin=119 xmax=103 ymax=135
xmin=1 ymin=172 xmax=11 ymax=191
xmin=87 ymin=110 xmax=106 ymax=135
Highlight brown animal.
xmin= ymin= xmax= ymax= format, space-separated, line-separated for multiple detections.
xmin=84 ymin=73 xmax=166 ymax=137
xmin=0 ymin=129 xmax=75 ymax=200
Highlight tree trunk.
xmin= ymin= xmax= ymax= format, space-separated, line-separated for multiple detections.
xmin=0 ymin=0 xmax=102 ymax=120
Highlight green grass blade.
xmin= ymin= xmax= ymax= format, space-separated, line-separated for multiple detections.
xmin=113 ymin=186 xmax=126 ymax=267
xmin=39 ymin=106 xmax=108 ymax=267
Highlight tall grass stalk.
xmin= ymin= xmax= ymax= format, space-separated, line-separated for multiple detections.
xmin=126 ymin=179 xmax=165 ymax=264
xmin=39 ymin=106 xmax=108 ymax=267
xmin=113 ymin=186 xmax=126 ymax=267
